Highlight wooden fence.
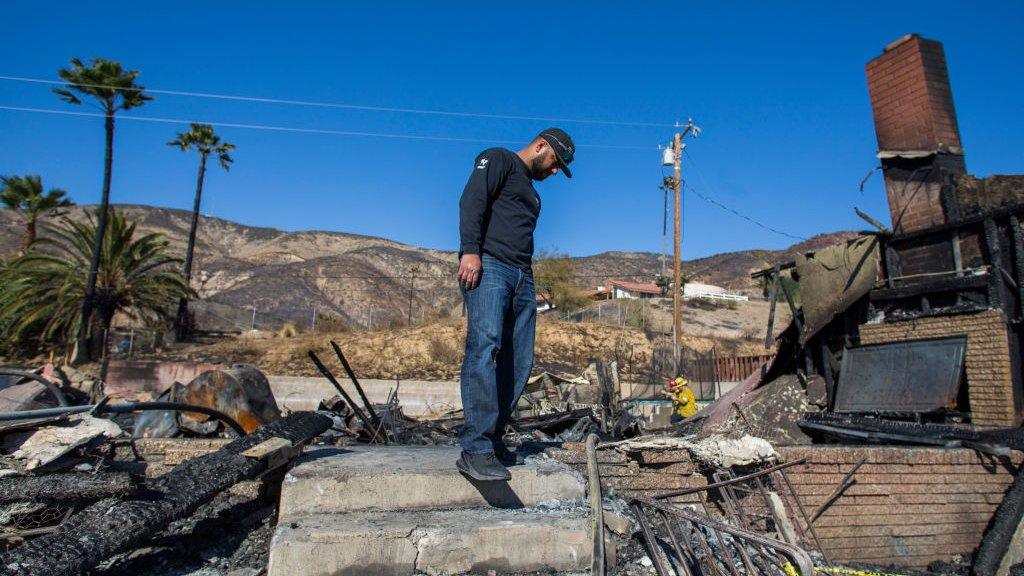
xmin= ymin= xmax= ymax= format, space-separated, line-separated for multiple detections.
xmin=687 ymin=353 xmax=774 ymax=384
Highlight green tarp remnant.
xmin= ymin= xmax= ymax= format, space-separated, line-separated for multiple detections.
xmin=794 ymin=236 xmax=880 ymax=345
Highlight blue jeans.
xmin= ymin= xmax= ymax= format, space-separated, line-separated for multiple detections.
xmin=459 ymin=254 xmax=537 ymax=454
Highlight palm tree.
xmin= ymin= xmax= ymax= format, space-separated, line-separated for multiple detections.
xmin=1 ymin=175 xmax=73 ymax=253
xmin=0 ymin=211 xmax=192 ymax=382
xmin=167 ymin=123 xmax=235 ymax=340
xmin=54 ymin=57 xmax=153 ymax=360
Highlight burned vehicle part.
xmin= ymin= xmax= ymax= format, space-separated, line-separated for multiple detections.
xmin=170 ymin=365 xmax=281 ymax=435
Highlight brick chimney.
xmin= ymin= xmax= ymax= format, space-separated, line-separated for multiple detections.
xmin=866 ymin=34 xmax=965 ymax=235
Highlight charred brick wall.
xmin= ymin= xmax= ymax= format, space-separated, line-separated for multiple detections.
xmin=778 ymin=446 xmax=1021 ymax=569
xmin=858 ymin=310 xmax=1016 ymax=428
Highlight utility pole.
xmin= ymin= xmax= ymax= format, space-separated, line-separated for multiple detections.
xmin=250 ymin=305 xmax=257 ymax=332
xmin=311 ymin=306 xmax=317 ymax=333
xmin=663 ymin=119 xmax=700 ymax=375
xmin=672 ymin=131 xmax=683 ymax=373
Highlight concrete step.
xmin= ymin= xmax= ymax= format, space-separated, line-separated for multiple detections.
xmin=267 ymin=507 xmax=592 ymax=576
xmin=280 ymin=446 xmax=585 ymax=517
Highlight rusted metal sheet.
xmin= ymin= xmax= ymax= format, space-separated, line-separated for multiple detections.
xmin=172 ymin=365 xmax=281 ymax=434
xmin=833 ymin=336 xmax=967 ymax=413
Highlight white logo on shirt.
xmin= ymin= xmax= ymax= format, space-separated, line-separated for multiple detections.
xmin=476 ymin=158 xmax=489 ymax=169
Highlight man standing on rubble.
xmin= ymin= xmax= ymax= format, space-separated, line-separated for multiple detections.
xmin=456 ymin=128 xmax=575 ymax=481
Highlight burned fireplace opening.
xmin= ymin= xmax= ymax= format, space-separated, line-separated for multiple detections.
xmin=832 ymin=336 xmax=968 ymax=423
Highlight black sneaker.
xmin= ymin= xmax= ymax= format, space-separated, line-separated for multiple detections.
xmin=493 ymin=443 xmax=524 ymax=466
xmin=456 ymin=451 xmax=511 ymax=481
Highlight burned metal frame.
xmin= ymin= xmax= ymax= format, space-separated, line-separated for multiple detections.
xmin=631 ymin=495 xmax=816 ymax=576
xmin=0 ymin=369 xmax=69 ymax=407
xmin=0 ymin=401 xmax=247 ymax=436
xmin=329 ymin=340 xmax=381 ymax=426
xmin=652 ymin=459 xmax=830 ymax=566
xmin=307 ymin=350 xmax=382 ymax=442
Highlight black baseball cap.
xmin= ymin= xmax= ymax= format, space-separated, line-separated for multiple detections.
xmin=539 ymin=128 xmax=575 ymax=179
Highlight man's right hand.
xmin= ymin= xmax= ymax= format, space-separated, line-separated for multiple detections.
xmin=458 ymin=254 xmax=483 ymax=289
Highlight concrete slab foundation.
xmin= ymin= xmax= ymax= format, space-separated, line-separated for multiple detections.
xmin=269 ymin=444 xmax=590 ymax=575
xmin=268 ymin=508 xmax=591 ymax=576
xmin=279 ymin=446 xmax=585 ymax=518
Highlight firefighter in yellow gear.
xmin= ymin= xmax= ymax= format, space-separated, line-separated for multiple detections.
xmin=662 ymin=376 xmax=697 ymax=419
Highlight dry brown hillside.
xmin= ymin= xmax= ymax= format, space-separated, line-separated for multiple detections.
xmin=1 ymin=204 xmax=838 ymax=335
xmin=147 ymin=316 xmax=769 ymax=382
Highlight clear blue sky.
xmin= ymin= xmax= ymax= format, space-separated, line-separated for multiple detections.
xmin=1 ymin=2 xmax=1021 ymax=259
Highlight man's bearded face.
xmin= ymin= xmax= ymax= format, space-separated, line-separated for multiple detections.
xmin=529 ymin=149 xmax=559 ymax=181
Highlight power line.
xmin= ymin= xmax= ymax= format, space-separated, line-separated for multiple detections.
xmin=682 ymin=150 xmax=807 ymax=242
xmin=0 ymin=74 xmax=674 ymax=128
xmin=0 ymin=105 xmax=655 ymax=150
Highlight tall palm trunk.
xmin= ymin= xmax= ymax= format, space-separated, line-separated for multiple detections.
xmin=75 ymin=108 xmax=115 ymax=363
xmin=174 ymin=152 xmax=207 ymax=341
xmin=97 ymin=307 xmax=116 ymax=386
xmin=20 ymin=218 xmax=36 ymax=254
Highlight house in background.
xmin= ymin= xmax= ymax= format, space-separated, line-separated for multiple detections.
xmin=606 ymin=279 xmax=749 ymax=302
xmin=608 ymin=279 xmax=663 ymax=299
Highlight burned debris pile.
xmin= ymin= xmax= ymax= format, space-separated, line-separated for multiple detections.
xmin=575 ymin=35 xmax=1024 ymax=576
xmin=1 ymin=412 xmax=330 ymax=576
xmin=0 ymin=361 xmax=322 ymax=575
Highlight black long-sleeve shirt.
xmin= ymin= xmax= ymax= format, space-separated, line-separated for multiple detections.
xmin=458 ymin=147 xmax=541 ymax=269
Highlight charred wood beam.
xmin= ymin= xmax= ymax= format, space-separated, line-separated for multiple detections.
xmin=1011 ymin=216 xmax=1024 ymax=317
xmin=970 ymin=464 xmax=1024 ymax=576
xmin=855 ymin=208 xmax=891 ymax=234
xmin=870 ymin=274 xmax=988 ymax=302
xmin=883 ymin=243 xmax=901 ymax=289
xmin=329 ymin=340 xmax=381 ymax=426
xmin=951 ymin=231 xmax=964 ymax=277
xmin=751 ymin=261 xmax=795 ymax=279
xmin=778 ymin=275 xmax=803 ymax=334
xmin=0 ymin=473 xmax=139 ymax=502
xmin=764 ymin=269 xmax=780 ymax=350
xmin=819 ymin=342 xmax=836 ymax=408
xmin=939 ymin=169 xmax=963 ymax=223
xmin=0 ymin=411 xmax=331 ymax=576
xmin=984 ymin=218 xmax=1005 ymax=310
xmin=307 ymin=350 xmax=376 ymax=437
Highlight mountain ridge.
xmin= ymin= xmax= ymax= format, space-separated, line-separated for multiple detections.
xmin=0 ymin=204 xmax=859 ymax=331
